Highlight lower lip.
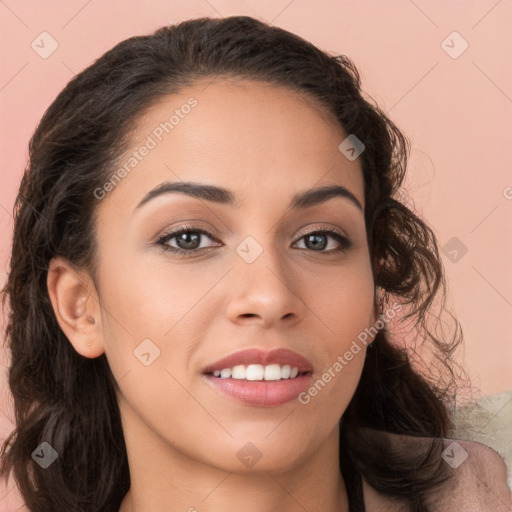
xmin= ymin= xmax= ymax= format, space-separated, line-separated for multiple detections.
xmin=203 ymin=373 xmax=313 ymax=407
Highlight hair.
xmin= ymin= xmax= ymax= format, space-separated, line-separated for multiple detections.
xmin=1 ymin=15 xmax=472 ymax=512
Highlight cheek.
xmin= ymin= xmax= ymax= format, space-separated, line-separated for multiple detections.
xmin=307 ymin=257 xmax=375 ymax=344
xmin=305 ymin=351 xmax=365 ymax=424
xmin=96 ymin=255 xmax=203 ymax=436
xmin=300 ymin=259 xmax=374 ymax=413
xmin=97 ymin=239 xmax=212 ymax=337
xmin=95 ymin=246 xmax=226 ymax=392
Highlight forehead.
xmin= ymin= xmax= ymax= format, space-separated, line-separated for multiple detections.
xmin=99 ymin=77 xmax=365 ymax=213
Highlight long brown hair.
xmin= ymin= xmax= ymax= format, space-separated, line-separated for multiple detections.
xmin=1 ymin=16 xmax=470 ymax=512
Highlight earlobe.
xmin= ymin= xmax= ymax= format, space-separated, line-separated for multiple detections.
xmin=46 ymin=257 xmax=105 ymax=358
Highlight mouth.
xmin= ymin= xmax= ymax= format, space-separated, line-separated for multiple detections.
xmin=202 ymin=348 xmax=314 ymax=407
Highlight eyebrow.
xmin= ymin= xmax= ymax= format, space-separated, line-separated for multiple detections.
xmin=134 ymin=181 xmax=364 ymax=213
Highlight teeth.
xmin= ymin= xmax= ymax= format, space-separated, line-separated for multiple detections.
xmin=246 ymin=364 xmax=264 ymax=380
xmin=212 ymin=364 xmax=303 ymax=381
xmin=280 ymin=364 xmax=291 ymax=379
xmin=232 ymin=365 xmax=246 ymax=379
xmin=264 ymin=364 xmax=282 ymax=380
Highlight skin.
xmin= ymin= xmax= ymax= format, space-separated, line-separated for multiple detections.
xmin=47 ymin=78 xmax=381 ymax=512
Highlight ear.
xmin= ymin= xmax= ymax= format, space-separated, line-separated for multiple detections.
xmin=47 ymin=256 xmax=105 ymax=358
xmin=370 ymin=285 xmax=382 ymax=326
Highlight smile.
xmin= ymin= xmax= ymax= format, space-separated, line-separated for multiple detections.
xmin=202 ymin=347 xmax=314 ymax=407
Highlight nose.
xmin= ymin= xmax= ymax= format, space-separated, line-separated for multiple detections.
xmin=225 ymin=240 xmax=306 ymax=328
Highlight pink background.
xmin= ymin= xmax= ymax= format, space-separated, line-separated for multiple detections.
xmin=1 ymin=1 xmax=511 ymax=509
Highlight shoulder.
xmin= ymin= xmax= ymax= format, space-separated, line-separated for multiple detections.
xmin=362 ymin=435 xmax=511 ymax=512
xmin=439 ymin=438 xmax=512 ymax=511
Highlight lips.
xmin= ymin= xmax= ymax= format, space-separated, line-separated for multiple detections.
xmin=201 ymin=347 xmax=314 ymax=407
xmin=202 ymin=347 xmax=314 ymax=375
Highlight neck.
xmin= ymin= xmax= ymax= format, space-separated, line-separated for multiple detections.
xmin=117 ymin=400 xmax=349 ymax=512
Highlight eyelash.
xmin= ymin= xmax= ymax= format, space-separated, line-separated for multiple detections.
xmin=154 ymin=224 xmax=353 ymax=257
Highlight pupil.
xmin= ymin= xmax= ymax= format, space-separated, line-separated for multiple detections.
xmin=178 ymin=232 xmax=199 ymax=249
xmin=307 ymin=233 xmax=326 ymax=250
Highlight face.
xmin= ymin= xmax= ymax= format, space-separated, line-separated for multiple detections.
xmin=71 ymin=78 xmax=378 ymax=473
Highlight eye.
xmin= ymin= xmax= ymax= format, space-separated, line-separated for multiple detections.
xmin=154 ymin=224 xmax=353 ymax=257
xmin=155 ymin=224 xmax=221 ymax=257
xmin=293 ymin=226 xmax=353 ymax=253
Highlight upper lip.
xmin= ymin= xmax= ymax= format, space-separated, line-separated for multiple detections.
xmin=202 ymin=348 xmax=314 ymax=374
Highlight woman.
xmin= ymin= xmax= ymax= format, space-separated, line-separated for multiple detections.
xmin=1 ymin=15 xmax=510 ymax=512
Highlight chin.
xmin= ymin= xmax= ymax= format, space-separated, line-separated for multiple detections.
xmin=204 ymin=434 xmax=317 ymax=475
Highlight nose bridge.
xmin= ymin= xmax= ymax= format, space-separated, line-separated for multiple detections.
xmin=226 ymin=230 xmax=304 ymax=325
